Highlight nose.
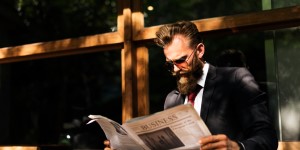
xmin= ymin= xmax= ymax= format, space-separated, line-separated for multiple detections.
xmin=173 ymin=64 xmax=181 ymax=72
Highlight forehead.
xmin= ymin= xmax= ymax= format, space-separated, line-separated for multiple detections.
xmin=163 ymin=35 xmax=191 ymax=59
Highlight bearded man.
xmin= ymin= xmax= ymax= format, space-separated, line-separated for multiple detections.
xmin=154 ymin=21 xmax=278 ymax=150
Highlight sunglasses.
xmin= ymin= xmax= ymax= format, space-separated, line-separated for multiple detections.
xmin=164 ymin=49 xmax=196 ymax=72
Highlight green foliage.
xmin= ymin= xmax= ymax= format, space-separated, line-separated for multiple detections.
xmin=144 ymin=0 xmax=261 ymax=26
xmin=12 ymin=0 xmax=117 ymax=45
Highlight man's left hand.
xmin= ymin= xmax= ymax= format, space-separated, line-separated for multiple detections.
xmin=199 ymin=134 xmax=240 ymax=150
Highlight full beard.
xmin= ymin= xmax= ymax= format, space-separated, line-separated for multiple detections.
xmin=174 ymin=58 xmax=204 ymax=95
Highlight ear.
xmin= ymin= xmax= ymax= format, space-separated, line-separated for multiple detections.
xmin=196 ymin=43 xmax=205 ymax=58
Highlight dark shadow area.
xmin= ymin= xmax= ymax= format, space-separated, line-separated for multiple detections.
xmin=0 ymin=1 xmax=119 ymax=148
xmin=0 ymin=51 xmax=122 ymax=149
xmin=216 ymin=49 xmax=248 ymax=68
xmin=148 ymin=44 xmax=177 ymax=114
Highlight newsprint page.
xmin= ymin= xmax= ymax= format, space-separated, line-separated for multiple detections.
xmin=88 ymin=104 xmax=211 ymax=150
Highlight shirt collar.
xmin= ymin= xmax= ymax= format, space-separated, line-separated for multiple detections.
xmin=198 ymin=63 xmax=209 ymax=88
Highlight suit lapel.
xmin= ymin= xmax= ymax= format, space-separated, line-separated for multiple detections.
xmin=174 ymin=91 xmax=185 ymax=106
xmin=164 ymin=90 xmax=185 ymax=109
xmin=201 ymin=65 xmax=217 ymax=122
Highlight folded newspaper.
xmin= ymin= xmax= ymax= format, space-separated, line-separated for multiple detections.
xmin=88 ymin=104 xmax=211 ymax=150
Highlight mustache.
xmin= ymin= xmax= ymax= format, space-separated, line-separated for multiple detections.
xmin=171 ymin=70 xmax=190 ymax=76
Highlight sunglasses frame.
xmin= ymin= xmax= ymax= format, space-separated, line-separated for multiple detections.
xmin=164 ymin=48 xmax=197 ymax=72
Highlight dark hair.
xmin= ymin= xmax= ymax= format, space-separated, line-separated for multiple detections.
xmin=154 ymin=21 xmax=202 ymax=49
xmin=216 ymin=49 xmax=247 ymax=67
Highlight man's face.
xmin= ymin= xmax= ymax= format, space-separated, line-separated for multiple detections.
xmin=164 ymin=35 xmax=204 ymax=95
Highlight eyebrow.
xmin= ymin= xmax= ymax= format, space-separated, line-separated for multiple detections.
xmin=166 ymin=55 xmax=187 ymax=62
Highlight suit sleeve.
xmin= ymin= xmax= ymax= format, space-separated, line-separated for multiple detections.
xmin=233 ymin=68 xmax=278 ymax=150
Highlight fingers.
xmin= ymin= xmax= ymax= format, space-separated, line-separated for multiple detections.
xmin=199 ymin=134 xmax=233 ymax=150
xmin=201 ymin=141 xmax=228 ymax=150
xmin=200 ymin=134 xmax=228 ymax=145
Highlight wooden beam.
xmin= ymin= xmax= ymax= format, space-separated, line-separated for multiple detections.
xmin=0 ymin=32 xmax=123 ymax=64
xmin=132 ymin=0 xmax=148 ymax=117
xmin=121 ymin=0 xmax=134 ymax=122
xmin=194 ymin=5 xmax=300 ymax=35
xmin=120 ymin=0 xmax=148 ymax=122
xmin=1 ymin=5 xmax=300 ymax=63
xmin=278 ymin=141 xmax=300 ymax=150
xmin=0 ymin=145 xmax=71 ymax=150
xmin=0 ymin=147 xmax=37 ymax=150
xmin=134 ymin=5 xmax=300 ymax=41
xmin=135 ymin=46 xmax=149 ymax=116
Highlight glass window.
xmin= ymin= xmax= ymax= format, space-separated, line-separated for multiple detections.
xmin=0 ymin=50 xmax=122 ymax=149
xmin=273 ymin=0 xmax=300 ymax=9
xmin=272 ymin=27 xmax=300 ymax=141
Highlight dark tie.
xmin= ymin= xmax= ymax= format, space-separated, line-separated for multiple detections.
xmin=188 ymin=85 xmax=202 ymax=106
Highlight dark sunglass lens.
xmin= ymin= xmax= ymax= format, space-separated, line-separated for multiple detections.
xmin=174 ymin=56 xmax=187 ymax=64
xmin=164 ymin=61 xmax=174 ymax=72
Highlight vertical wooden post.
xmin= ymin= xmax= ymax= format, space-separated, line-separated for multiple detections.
xmin=118 ymin=0 xmax=133 ymax=122
xmin=132 ymin=0 xmax=149 ymax=117
xmin=118 ymin=0 xmax=148 ymax=123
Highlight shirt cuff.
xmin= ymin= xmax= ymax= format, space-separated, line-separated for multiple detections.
xmin=237 ymin=141 xmax=246 ymax=150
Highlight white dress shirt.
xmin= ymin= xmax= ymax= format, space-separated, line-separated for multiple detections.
xmin=184 ymin=63 xmax=209 ymax=116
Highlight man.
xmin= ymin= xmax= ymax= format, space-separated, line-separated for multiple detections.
xmin=154 ymin=21 xmax=278 ymax=150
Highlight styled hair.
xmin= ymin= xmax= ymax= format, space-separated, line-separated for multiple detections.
xmin=154 ymin=21 xmax=202 ymax=48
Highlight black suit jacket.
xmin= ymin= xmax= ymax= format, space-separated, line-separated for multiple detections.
xmin=164 ymin=65 xmax=278 ymax=150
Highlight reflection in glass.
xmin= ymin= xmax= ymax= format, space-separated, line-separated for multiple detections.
xmin=274 ymin=27 xmax=300 ymax=141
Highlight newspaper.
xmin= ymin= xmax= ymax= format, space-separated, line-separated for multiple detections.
xmin=88 ymin=104 xmax=211 ymax=150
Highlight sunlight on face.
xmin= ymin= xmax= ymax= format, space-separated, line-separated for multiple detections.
xmin=164 ymin=35 xmax=204 ymax=95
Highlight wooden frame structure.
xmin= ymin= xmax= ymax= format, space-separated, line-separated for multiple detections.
xmin=1 ymin=142 xmax=299 ymax=150
xmin=0 ymin=1 xmax=300 ymax=123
